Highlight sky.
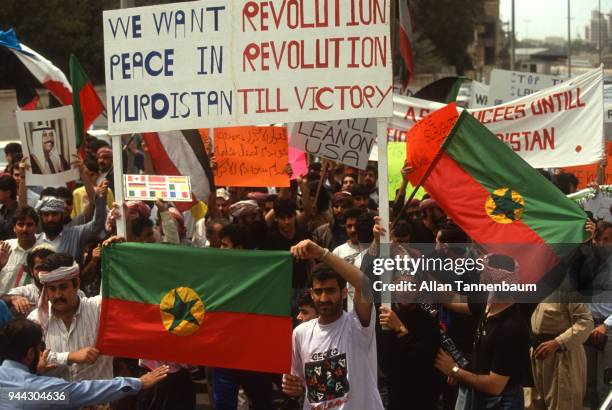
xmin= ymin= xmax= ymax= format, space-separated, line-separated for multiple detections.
xmin=499 ymin=0 xmax=604 ymax=41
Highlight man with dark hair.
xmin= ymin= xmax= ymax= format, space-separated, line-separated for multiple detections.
xmin=332 ymin=207 xmax=364 ymax=266
xmin=554 ymin=172 xmax=579 ymax=195
xmin=350 ymin=184 xmax=376 ymax=210
xmin=0 ymin=318 xmax=169 ymax=408
xmin=219 ymin=223 xmax=251 ymax=249
xmin=131 ymin=216 xmax=155 ymax=243
xmin=282 ymin=240 xmax=384 ymax=409
xmin=264 ymin=198 xmax=310 ymax=290
xmin=71 ymin=159 xmax=115 ymax=224
xmin=420 ymin=198 xmax=446 ymax=238
xmin=4 ymin=142 xmax=22 ymax=169
xmin=27 ymin=253 xmax=111 ymax=382
xmin=296 ymin=291 xmax=317 ymax=323
xmin=4 ymin=245 xmax=56 ymax=315
xmin=192 ymin=217 xmax=229 ymax=248
xmin=0 ymin=206 xmax=39 ymax=294
xmin=0 ymin=175 xmax=17 ymax=240
xmin=363 ymin=163 xmax=379 ymax=205
xmin=312 ymin=192 xmax=353 ymax=251
xmin=11 ymin=160 xmax=38 ymax=208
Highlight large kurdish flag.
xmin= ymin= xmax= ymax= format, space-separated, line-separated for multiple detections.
xmin=422 ymin=109 xmax=588 ymax=284
xmin=97 ymin=243 xmax=293 ymax=373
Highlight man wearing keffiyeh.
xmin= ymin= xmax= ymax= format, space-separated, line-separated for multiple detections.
xmin=35 ymin=189 xmax=108 ymax=265
xmin=27 ymin=252 xmax=113 ymax=400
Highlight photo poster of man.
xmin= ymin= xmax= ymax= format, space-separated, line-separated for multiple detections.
xmin=16 ymin=106 xmax=79 ymax=186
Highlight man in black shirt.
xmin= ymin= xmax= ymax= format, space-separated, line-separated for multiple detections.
xmin=435 ymin=254 xmax=531 ymax=410
xmin=263 ymin=198 xmax=310 ymax=290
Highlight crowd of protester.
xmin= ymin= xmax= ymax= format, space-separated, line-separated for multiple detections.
xmin=0 ymin=134 xmax=610 ymax=410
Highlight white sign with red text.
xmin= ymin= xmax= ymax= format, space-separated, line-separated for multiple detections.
xmin=388 ymin=67 xmax=604 ymax=168
xmin=103 ymin=0 xmax=393 ymax=134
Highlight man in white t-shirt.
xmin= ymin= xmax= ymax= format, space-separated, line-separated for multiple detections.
xmin=283 ymin=239 xmax=383 ymax=410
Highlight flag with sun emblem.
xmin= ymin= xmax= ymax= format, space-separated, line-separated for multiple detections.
xmin=96 ymin=242 xmax=293 ymax=373
xmin=417 ymin=108 xmax=588 ymax=284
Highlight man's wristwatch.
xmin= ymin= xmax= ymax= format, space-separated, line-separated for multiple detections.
xmin=397 ymin=325 xmax=408 ymax=334
xmin=451 ymin=365 xmax=460 ymax=375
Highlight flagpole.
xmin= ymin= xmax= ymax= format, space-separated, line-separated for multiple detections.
xmin=112 ymin=134 xmax=126 ymax=237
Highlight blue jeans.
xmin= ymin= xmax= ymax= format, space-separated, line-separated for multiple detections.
xmin=212 ymin=368 xmax=274 ymax=410
xmin=456 ymin=385 xmax=524 ymax=410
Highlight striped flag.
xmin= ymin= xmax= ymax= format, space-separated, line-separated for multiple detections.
xmin=142 ymin=130 xmax=215 ymax=219
xmin=0 ymin=28 xmax=72 ymax=109
xmin=398 ymin=0 xmax=415 ymax=88
xmin=70 ymin=54 xmax=104 ymax=151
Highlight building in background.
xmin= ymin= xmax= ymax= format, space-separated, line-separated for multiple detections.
xmin=468 ymin=0 xmax=505 ymax=81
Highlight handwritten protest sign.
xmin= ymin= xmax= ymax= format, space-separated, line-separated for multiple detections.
xmin=124 ymin=174 xmax=192 ymax=201
xmin=212 ymin=126 xmax=289 ymax=187
xmin=405 ymin=103 xmax=458 ymax=186
xmin=388 ymin=68 xmax=604 ymax=168
xmin=489 ymin=69 xmax=566 ymax=105
xmin=103 ymin=1 xmax=392 ymax=134
xmin=16 ymin=106 xmax=79 ymax=187
xmin=289 ymin=118 xmax=375 ymax=169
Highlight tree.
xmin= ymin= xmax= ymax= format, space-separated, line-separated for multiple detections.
xmin=411 ymin=0 xmax=484 ymax=74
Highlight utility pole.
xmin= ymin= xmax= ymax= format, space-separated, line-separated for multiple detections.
xmin=511 ymin=0 xmax=515 ymax=70
xmin=599 ymin=0 xmax=603 ymax=66
xmin=567 ymin=0 xmax=572 ymax=76
xmin=120 ymin=0 xmax=134 ymax=8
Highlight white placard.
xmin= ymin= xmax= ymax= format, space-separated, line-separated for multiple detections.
xmin=103 ymin=0 xmax=393 ymax=134
xmin=489 ymin=69 xmax=567 ymax=105
xmin=16 ymin=106 xmax=79 ymax=187
xmin=388 ymin=67 xmax=604 ymax=169
xmin=289 ymin=118 xmax=376 ymax=169
xmin=469 ymin=81 xmax=490 ymax=108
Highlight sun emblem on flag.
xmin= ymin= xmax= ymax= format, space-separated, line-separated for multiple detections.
xmin=485 ymin=188 xmax=524 ymax=224
xmin=159 ymin=287 xmax=205 ymax=336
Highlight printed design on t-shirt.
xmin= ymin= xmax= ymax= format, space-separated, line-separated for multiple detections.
xmin=304 ymin=349 xmax=349 ymax=403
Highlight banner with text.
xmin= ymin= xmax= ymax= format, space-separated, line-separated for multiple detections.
xmin=388 ymin=67 xmax=604 ymax=169
xmin=289 ymin=118 xmax=376 ymax=169
xmin=103 ymin=0 xmax=393 ymax=134
xmin=489 ymin=69 xmax=567 ymax=105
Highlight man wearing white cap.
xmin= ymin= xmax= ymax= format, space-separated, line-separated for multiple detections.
xmin=27 ymin=252 xmax=112 ymax=384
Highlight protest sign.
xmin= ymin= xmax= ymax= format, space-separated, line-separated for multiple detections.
xmin=124 ymin=174 xmax=192 ymax=201
xmin=469 ymin=81 xmax=490 ymax=108
xmin=103 ymin=0 xmax=393 ymax=134
xmin=388 ymin=67 xmax=604 ymax=168
xmin=489 ymin=69 xmax=566 ymax=105
xmin=212 ymin=126 xmax=289 ymax=187
xmin=16 ymin=106 xmax=79 ymax=186
xmin=388 ymin=142 xmax=425 ymax=201
xmin=289 ymin=118 xmax=376 ymax=169
xmin=288 ymin=147 xmax=308 ymax=180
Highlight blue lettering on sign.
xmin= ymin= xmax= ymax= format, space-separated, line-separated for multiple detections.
xmin=197 ymin=46 xmax=223 ymax=75
xmin=107 ymin=15 xmax=142 ymax=38
xmin=111 ymin=91 xmax=233 ymax=123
